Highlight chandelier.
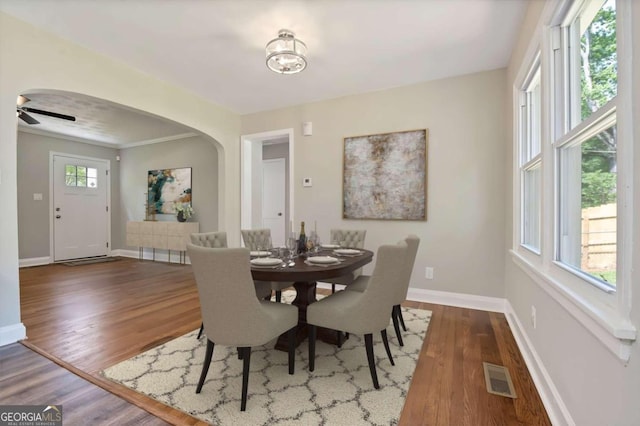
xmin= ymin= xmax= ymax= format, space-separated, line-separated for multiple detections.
xmin=265 ymin=29 xmax=307 ymax=74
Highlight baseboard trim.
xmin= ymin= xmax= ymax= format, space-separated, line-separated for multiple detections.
xmin=504 ymin=300 xmax=575 ymax=426
xmin=0 ymin=322 xmax=26 ymax=347
xmin=19 ymin=256 xmax=51 ymax=268
xmin=406 ymin=287 xmax=506 ymax=313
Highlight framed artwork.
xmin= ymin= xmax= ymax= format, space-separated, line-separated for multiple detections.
xmin=343 ymin=129 xmax=427 ymax=221
xmin=147 ymin=167 xmax=192 ymax=215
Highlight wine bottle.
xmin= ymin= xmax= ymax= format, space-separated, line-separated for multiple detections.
xmin=297 ymin=221 xmax=308 ymax=254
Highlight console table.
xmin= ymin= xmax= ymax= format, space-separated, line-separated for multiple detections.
xmin=126 ymin=221 xmax=199 ymax=264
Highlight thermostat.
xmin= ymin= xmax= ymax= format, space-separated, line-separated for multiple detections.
xmin=303 ymin=177 xmax=312 ymax=187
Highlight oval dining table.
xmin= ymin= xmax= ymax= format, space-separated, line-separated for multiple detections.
xmin=251 ymin=248 xmax=374 ymax=351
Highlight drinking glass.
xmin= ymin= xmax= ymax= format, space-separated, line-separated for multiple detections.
xmin=287 ymin=236 xmax=297 ymax=261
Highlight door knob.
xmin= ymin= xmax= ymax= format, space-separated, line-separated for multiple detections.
xmin=55 ymin=207 xmax=61 ymax=211
xmin=56 ymin=215 xmax=61 ymax=219
xmin=278 ymin=212 xmax=283 ymax=216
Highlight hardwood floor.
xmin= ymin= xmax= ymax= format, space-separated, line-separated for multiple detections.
xmin=12 ymin=257 xmax=550 ymax=425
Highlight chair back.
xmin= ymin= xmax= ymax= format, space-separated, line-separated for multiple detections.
xmin=330 ymin=229 xmax=366 ymax=248
xmin=393 ymin=235 xmax=420 ymax=305
xmin=190 ymin=231 xmax=227 ymax=248
xmin=357 ymin=240 xmax=408 ymax=331
xmin=241 ymin=228 xmax=272 ymax=250
xmin=330 ymin=229 xmax=366 ymax=279
xmin=187 ymin=244 xmax=278 ymax=346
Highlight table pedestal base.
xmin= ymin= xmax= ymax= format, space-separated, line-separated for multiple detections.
xmin=274 ymin=281 xmax=347 ymax=351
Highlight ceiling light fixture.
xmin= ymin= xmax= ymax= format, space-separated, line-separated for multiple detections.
xmin=265 ymin=29 xmax=307 ymax=75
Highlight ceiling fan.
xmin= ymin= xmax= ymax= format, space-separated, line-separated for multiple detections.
xmin=16 ymin=95 xmax=76 ymax=125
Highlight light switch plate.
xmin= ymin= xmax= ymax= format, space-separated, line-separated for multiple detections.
xmin=33 ymin=193 xmax=43 ymax=201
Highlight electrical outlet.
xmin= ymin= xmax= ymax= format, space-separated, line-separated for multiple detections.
xmin=425 ymin=267 xmax=434 ymax=280
xmin=531 ymin=305 xmax=537 ymax=329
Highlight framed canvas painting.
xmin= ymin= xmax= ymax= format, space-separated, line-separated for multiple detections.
xmin=147 ymin=167 xmax=192 ymax=215
xmin=343 ymin=129 xmax=427 ymax=221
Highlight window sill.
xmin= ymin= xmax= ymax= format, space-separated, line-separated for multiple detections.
xmin=510 ymin=250 xmax=636 ymax=362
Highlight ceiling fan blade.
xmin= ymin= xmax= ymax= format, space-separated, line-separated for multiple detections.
xmin=22 ymin=107 xmax=76 ymax=122
xmin=18 ymin=110 xmax=40 ymax=125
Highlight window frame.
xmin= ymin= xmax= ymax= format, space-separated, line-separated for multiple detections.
xmin=519 ymin=58 xmax=543 ymax=254
xmin=510 ymin=0 xmax=635 ymax=361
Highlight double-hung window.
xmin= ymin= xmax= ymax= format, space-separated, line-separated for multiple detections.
xmin=554 ymin=0 xmax=617 ymax=291
xmin=519 ymin=61 xmax=542 ymax=253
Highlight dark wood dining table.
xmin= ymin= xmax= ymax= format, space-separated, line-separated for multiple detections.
xmin=251 ymin=248 xmax=374 ymax=350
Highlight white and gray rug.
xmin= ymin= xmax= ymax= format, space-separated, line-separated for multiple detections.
xmin=101 ymin=293 xmax=431 ymax=426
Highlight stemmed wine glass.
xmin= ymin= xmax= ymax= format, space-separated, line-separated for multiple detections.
xmin=287 ymin=234 xmax=297 ymax=262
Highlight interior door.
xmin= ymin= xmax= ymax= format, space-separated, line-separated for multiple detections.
xmin=262 ymin=158 xmax=286 ymax=246
xmin=53 ymin=154 xmax=109 ymax=261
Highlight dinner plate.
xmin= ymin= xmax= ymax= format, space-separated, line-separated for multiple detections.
xmin=321 ymin=244 xmax=341 ymax=249
xmin=250 ymin=251 xmax=271 ymax=257
xmin=250 ymin=257 xmax=281 ymax=266
xmin=307 ymin=256 xmax=339 ymax=264
xmin=333 ymin=248 xmax=361 ymax=255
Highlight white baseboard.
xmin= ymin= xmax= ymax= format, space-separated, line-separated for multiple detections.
xmin=406 ymin=287 xmax=507 ymax=313
xmin=19 ymin=256 xmax=51 ymax=268
xmin=504 ymin=300 xmax=574 ymax=426
xmin=0 ymin=322 xmax=26 ymax=347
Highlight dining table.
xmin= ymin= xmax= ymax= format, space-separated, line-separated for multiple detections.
xmin=250 ymin=247 xmax=374 ymax=351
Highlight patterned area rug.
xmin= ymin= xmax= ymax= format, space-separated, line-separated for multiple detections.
xmin=101 ymin=293 xmax=431 ymax=425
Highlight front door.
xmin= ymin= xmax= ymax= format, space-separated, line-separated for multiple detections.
xmin=262 ymin=158 xmax=286 ymax=246
xmin=52 ymin=154 xmax=109 ymax=261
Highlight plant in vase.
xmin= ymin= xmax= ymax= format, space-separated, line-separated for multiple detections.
xmin=174 ymin=203 xmax=194 ymax=222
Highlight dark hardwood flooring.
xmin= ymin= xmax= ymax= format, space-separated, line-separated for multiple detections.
xmin=7 ymin=257 xmax=550 ymax=425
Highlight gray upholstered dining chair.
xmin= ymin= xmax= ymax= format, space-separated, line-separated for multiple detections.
xmin=190 ymin=231 xmax=271 ymax=339
xmin=346 ymin=235 xmax=420 ymax=347
xmin=187 ymin=244 xmax=298 ymax=411
xmin=307 ymin=239 xmax=408 ymax=389
xmin=324 ymin=229 xmax=367 ymax=293
xmin=190 ymin=231 xmax=228 ymax=248
xmin=241 ymin=228 xmax=292 ymax=303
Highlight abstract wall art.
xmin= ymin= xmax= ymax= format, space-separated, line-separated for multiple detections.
xmin=147 ymin=167 xmax=192 ymax=215
xmin=343 ymin=129 xmax=427 ymax=221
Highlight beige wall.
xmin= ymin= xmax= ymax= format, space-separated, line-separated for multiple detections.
xmin=242 ymin=69 xmax=507 ymax=297
xmin=504 ymin=2 xmax=640 ymax=425
xmin=119 ymin=135 xmax=219 ymax=244
xmin=0 ymin=13 xmax=240 ymax=339
xmin=17 ymin=131 xmax=121 ymax=259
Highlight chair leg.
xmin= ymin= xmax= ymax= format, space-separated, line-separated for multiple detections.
xmin=381 ymin=329 xmax=395 ymax=366
xmin=331 ymin=284 xmax=336 ymax=294
xmin=196 ymin=339 xmax=214 ymax=393
xmin=237 ymin=347 xmax=243 ymax=359
xmin=288 ymin=327 xmax=296 ymax=374
xmin=337 ymin=330 xmax=344 ymax=348
xmin=308 ymin=325 xmax=317 ymax=372
xmin=240 ymin=347 xmax=252 ymax=411
xmin=391 ymin=306 xmax=404 ymax=347
xmin=364 ymin=333 xmax=379 ymax=389
xmin=275 ymin=290 xmax=282 ymax=303
xmin=197 ymin=322 xmax=204 ymax=339
xmin=397 ymin=304 xmax=407 ymax=331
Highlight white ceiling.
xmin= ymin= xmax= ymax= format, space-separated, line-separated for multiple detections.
xmin=1 ymin=0 xmax=531 ymax=146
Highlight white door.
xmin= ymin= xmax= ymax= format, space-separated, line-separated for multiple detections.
xmin=53 ymin=154 xmax=109 ymax=261
xmin=262 ymin=158 xmax=286 ymax=246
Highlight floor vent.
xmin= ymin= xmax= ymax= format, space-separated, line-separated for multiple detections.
xmin=483 ymin=362 xmax=517 ymax=398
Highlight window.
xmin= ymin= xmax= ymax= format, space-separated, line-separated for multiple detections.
xmin=554 ymin=0 xmax=617 ymax=290
xmin=65 ymin=165 xmax=98 ymax=188
xmin=520 ymin=64 xmax=542 ymax=252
